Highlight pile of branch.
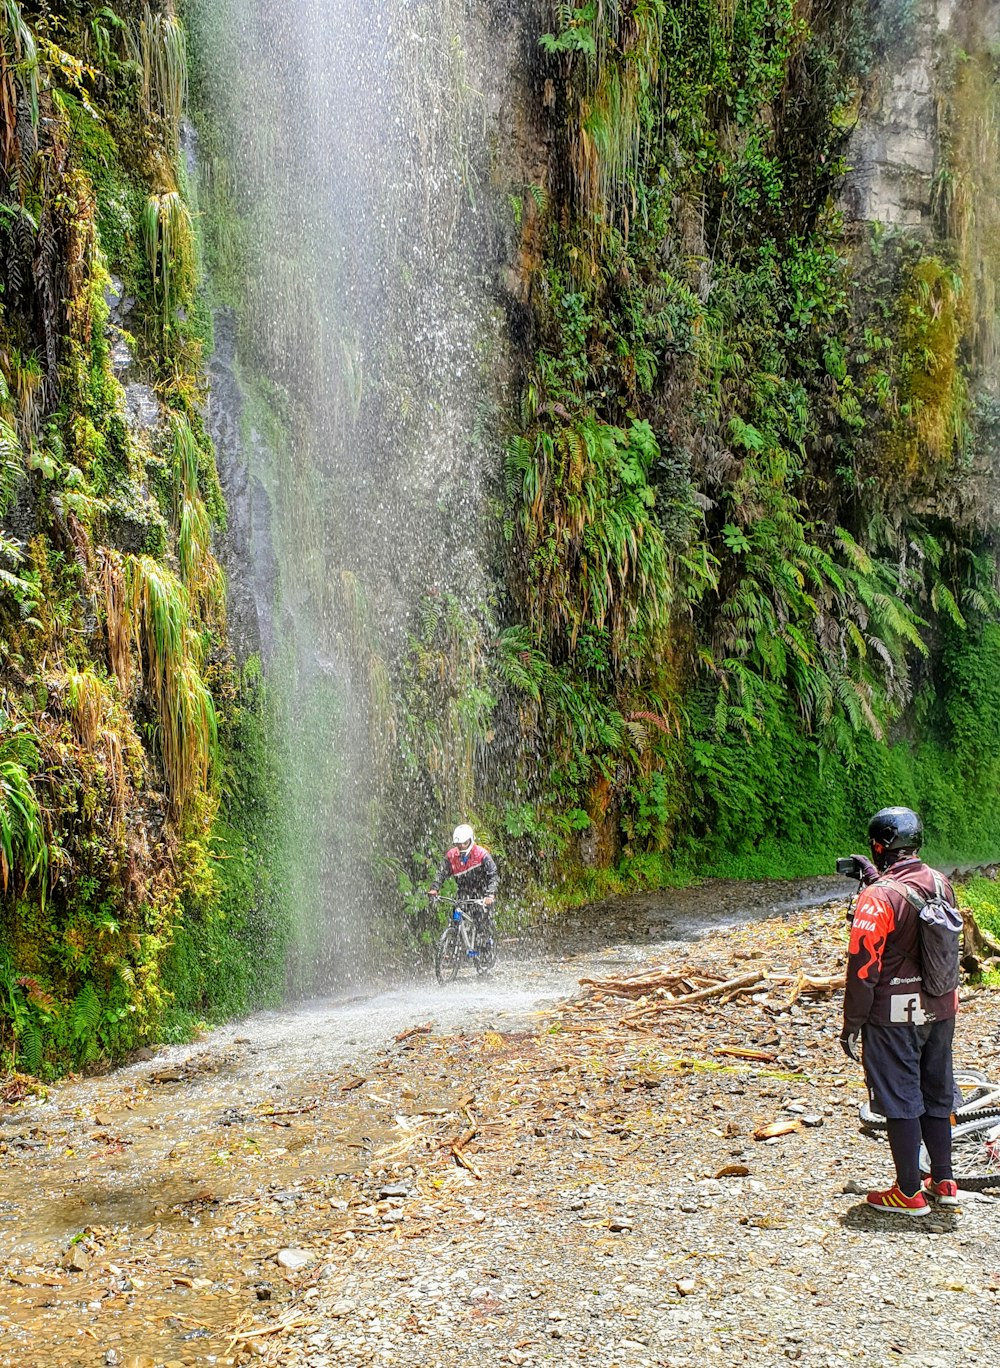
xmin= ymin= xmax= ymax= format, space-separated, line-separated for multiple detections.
xmin=572 ymin=963 xmax=845 ymax=1026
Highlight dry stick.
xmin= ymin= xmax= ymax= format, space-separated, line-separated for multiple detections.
xmin=226 ymin=1312 xmax=311 ymax=1350
xmin=441 ymin=1125 xmax=477 ymax=1153
xmin=340 ymin=1076 xmax=367 ymax=1092
xmin=260 ymin=1102 xmax=319 ymax=1119
xmin=395 ymin=1022 xmax=434 ymax=1043
xmin=655 ymin=972 xmax=765 ymax=1007
xmin=453 ymin=1147 xmax=483 ymax=1179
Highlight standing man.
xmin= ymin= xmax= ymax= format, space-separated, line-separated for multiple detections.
xmin=841 ymin=806 xmax=959 ymax=1214
xmin=429 ymin=823 xmax=499 ymax=960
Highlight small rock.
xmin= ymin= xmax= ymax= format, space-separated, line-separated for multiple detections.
xmin=676 ymin=1278 xmax=697 ymax=1296
xmin=801 ymin=1114 xmax=824 ymax=1128
xmin=331 ymin=1299 xmax=357 ymax=1317
xmin=679 ymin=1199 xmax=699 ymax=1213
xmin=64 ymin=1246 xmax=90 ymax=1273
xmin=608 ymin=1213 xmax=634 ymax=1232
xmin=276 ymin=1248 xmax=313 ymax=1271
xmin=468 ymin=1208 xmax=486 ymax=1223
xmin=379 ymin=1182 xmax=411 ymax=1199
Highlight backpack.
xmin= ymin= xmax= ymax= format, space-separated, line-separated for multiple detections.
xmin=876 ymin=871 xmax=962 ymax=998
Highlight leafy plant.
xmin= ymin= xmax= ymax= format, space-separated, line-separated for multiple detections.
xmin=129 ymin=555 xmax=218 ymax=815
xmin=142 ymin=189 xmax=195 ymax=334
xmin=138 ymin=5 xmax=187 ymax=136
xmin=0 ymin=718 xmax=48 ymax=895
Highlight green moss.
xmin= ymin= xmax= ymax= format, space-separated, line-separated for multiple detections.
xmin=58 ymin=90 xmax=145 ymax=283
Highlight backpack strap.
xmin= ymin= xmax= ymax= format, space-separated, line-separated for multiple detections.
xmin=870 ymin=876 xmax=928 ymax=913
xmin=874 ymin=871 xmax=954 ymax=911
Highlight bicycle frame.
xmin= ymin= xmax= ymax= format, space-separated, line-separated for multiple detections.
xmin=437 ymin=896 xmax=485 ymax=950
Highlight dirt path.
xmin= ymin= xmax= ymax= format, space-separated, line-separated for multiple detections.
xmin=1 ymin=880 xmax=998 ymax=1368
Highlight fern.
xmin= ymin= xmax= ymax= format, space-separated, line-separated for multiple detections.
xmin=70 ymin=982 xmax=102 ymax=1059
xmin=17 ymin=1017 xmax=42 ymax=1075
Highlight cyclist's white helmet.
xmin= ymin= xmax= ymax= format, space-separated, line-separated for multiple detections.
xmin=452 ymin=823 xmax=474 ymax=848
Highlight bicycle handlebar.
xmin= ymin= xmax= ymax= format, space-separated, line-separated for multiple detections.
xmin=429 ymin=894 xmax=489 ymax=908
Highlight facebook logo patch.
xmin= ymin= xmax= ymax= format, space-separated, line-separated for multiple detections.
xmin=889 ymin=993 xmax=928 ymax=1025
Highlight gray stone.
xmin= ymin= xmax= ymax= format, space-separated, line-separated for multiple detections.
xmin=124 ymin=383 xmax=162 ymax=431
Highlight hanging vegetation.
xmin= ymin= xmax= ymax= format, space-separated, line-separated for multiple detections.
xmin=0 ymin=0 xmax=288 ymax=1075
xmin=491 ymin=0 xmax=1000 ymax=892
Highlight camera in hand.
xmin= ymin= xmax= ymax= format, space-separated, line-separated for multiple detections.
xmin=836 ymin=856 xmax=863 ymax=879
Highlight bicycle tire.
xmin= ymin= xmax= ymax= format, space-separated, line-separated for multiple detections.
xmin=919 ymin=1116 xmax=1000 ymax=1191
xmin=859 ymin=1066 xmax=1000 ymax=1130
xmin=862 ymin=1100 xmax=1000 ymax=1131
xmin=474 ymin=935 xmax=496 ymax=976
xmin=435 ymin=926 xmax=462 ymax=984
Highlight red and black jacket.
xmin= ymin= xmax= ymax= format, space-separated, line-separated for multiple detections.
xmin=843 ymin=856 xmax=958 ymax=1032
xmin=434 ymin=844 xmax=499 ymax=901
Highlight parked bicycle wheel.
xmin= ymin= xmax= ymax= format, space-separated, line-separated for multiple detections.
xmin=435 ymin=925 xmax=462 ymax=983
xmin=860 ymin=1068 xmax=1000 ymax=1130
xmin=919 ymin=1116 xmax=1000 ymax=1191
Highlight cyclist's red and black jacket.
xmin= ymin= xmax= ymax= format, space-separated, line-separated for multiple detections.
xmin=434 ymin=844 xmax=499 ymax=902
xmin=843 ymin=856 xmax=959 ymax=1033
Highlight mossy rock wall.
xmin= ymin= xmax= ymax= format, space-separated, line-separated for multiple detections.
xmin=0 ymin=2 xmax=288 ymax=1074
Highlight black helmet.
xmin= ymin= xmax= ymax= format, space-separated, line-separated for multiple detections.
xmin=868 ymin=806 xmax=923 ymax=852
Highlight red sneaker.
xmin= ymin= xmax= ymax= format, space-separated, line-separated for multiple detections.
xmin=866 ymin=1183 xmax=931 ymax=1216
xmin=922 ymin=1177 xmax=960 ymax=1207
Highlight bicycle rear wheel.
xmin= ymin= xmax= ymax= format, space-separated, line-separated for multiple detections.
xmin=435 ymin=926 xmax=462 ymax=984
xmin=919 ymin=1117 xmax=1000 ymax=1191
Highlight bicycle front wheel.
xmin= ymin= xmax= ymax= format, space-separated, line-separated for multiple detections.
xmin=435 ymin=926 xmax=462 ymax=984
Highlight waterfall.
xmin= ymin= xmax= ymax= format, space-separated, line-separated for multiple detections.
xmin=191 ymin=0 xmax=512 ymax=987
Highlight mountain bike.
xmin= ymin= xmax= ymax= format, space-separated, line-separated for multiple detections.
xmin=860 ymin=1066 xmax=1000 ymax=1192
xmin=432 ymin=896 xmax=495 ymax=983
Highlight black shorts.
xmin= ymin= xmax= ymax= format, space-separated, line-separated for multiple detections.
xmin=861 ymin=1017 xmax=955 ymax=1120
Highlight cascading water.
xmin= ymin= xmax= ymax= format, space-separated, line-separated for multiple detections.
xmin=191 ymin=0 xmax=515 ymax=986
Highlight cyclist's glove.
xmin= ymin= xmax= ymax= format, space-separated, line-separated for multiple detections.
xmin=839 ymin=1031 xmax=861 ymax=1062
xmin=850 ymin=854 xmax=879 ymax=886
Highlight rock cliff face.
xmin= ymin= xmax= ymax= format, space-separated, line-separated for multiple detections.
xmin=845 ymin=1 xmax=1000 ymax=234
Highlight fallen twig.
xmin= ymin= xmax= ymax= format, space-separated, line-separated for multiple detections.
xmin=261 ymin=1102 xmax=319 ymax=1119
xmin=452 ymin=1147 xmax=483 ymax=1179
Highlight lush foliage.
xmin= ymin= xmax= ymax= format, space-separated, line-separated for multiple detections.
xmin=493 ymin=0 xmax=1000 ymax=892
xmin=0 ymin=1 xmax=287 ymax=1074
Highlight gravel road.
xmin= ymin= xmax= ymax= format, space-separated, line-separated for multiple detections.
xmin=1 ymin=878 xmax=997 ymax=1368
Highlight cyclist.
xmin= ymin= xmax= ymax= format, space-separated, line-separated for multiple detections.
xmin=429 ymin=824 xmax=499 ymax=959
xmin=840 ymin=806 xmax=959 ymax=1215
